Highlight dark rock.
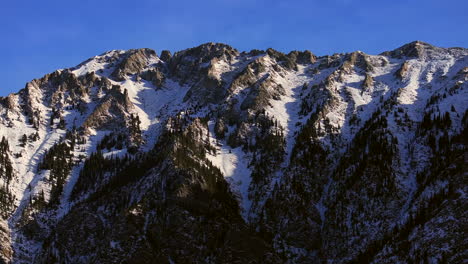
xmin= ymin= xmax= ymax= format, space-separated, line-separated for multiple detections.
xmin=381 ymin=40 xmax=434 ymax=59
xmin=288 ymin=50 xmax=317 ymax=65
xmin=267 ymin=48 xmax=298 ymax=70
xmin=318 ymin=54 xmax=342 ymax=70
xmin=248 ymin=49 xmax=265 ymax=56
xmin=3 ymin=95 xmax=16 ymax=110
xmin=183 ymin=74 xmax=224 ymax=104
xmin=160 ymin=50 xmax=172 ymax=62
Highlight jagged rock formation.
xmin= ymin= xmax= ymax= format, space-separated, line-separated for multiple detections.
xmin=0 ymin=41 xmax=466 ymax=263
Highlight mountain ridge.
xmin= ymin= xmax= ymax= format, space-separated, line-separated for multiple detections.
xmin=0 ymin=41 xmax=466 ymax=263
xmin=1 ymin=40 xmax=463 ymax=98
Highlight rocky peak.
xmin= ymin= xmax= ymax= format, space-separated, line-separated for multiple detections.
xmin=287 ymin=50 xmax=317 ymax=65
xmin=246 ymin=49 xmax=265 ymax=56
xmin=341 ymin=51 xmax=374 ymax=73
xmin=171 ymin=42 xmax=238 ymax=65
xmin=111 ymin=48 xmax=158 ymax=81
xmin=159 ymin=50 xmax=172 ymax=62
xmin=167 ymin=43 xmax=239 ymax=101
xmin=266 ymin=48 xmax=297 ymax=70
xmin=380 ymin=40 xmax=438 ymax=59
xmin=317 ymin=53 xmax=343 ymax=69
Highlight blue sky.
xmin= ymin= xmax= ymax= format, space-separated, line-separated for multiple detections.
xmin=1 ymin=0 xmax=466 ymax=96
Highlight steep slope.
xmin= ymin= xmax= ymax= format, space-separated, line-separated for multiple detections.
xmin=0 ymin=41 xmax=466 ymax=263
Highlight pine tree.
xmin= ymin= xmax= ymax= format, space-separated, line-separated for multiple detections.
xmin=0 ymin=136 xmax=15 ymax=218
xmin=19 ymin=134 xmax=28 ymax=147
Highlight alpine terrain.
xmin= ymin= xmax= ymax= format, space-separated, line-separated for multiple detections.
xmin=0 ymin=41 xmax=466 ymax=263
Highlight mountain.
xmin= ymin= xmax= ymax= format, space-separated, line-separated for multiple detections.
xmin=0 ymin=41 xmax=466 ymax=263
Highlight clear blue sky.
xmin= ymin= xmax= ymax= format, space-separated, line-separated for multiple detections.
xmin=1 ymin=0 xmax=467 ymax=96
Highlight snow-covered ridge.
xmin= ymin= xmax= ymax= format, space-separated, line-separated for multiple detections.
xmin=0 ymin=41 xmax=466 ymax=263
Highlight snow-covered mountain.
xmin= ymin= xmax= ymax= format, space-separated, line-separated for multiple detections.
xmin=0 ymin=41 xmax=466 ymax=263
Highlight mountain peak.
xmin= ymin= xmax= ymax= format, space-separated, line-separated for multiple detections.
xmin=173 ymin=42 xmax=238 ymax=61
xmin=380 ymin=40 xmax=438 ymax=58
xmin=110 ymin=48 xmax=158 ymax=81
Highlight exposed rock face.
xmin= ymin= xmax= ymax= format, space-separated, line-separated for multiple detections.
xmin=342 ymin=51 xmax=375 ymax=73
xmin=396 ymin=61 xmax=410 ymax=80
xmin=140 ymin=68 xmax=165 ymax=87
xmin=82 ymin=85 xmax=134 ymax=131
xmin=2 ymin=94 xmax=17 ymax=111
xmin=183 ymin=73 xmax=224 ymax=104
xmin=240 ymin=74 xmax=285 ymax=111
xmin=168 ymin=43 xmax=241 ymax=105
xmin=0 ymin=41 xmax=467 ymax=264
xmin=287 ymin=50 xmax=317 ymax=65
xmin=0 ymin=221 xmax=12 ymax=263
xmin=267 ymin=48 xmax=298 ymax=70
xmin=317 ymin=53 xmax=342 ymax=70
xmin=111 ymin=48 xmax=158 ymax=81
xmin=381 ymin=40 xmax=438 ymax=59
xmin=160 ymin=50 xmax=172 ymax=62
xmin=168 ymin=42 xmax=239 ymax=83
xmin=362 ymin=73 xmax=374 ymax=90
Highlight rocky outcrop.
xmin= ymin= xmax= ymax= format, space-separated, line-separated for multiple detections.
xmin=168 ymin=42 xmax=238 ymax=83
xmin=287 ymin=50 xmax=317 ymax=65
xmin=111 ymin=48 xmax=157 ymax=81
xmin=0 ymin=94 xmax=17 ymax=111
xmin=140 ymin=68 xmax=165 ymax=87
xmin=381 ymin=41 xmax=430 ymax=58
xmin=183 ymin=73 xmax=224 ymax=105
xmin=0 ymin=220 xmax=12 ymax=263
xmin=395 ymin=61 xmax=410 ymax=80
xmin=240 ymin=75 xmax=285 ymax=111
xmin=380 ymin=40 xmax=458 ymax=60
xmin=362 ymin=73 xmax=374 ymax=90
xmin=317 ymin=54 xmax=342 ymax=70
xmin=160 ymin=50 xmax=172 ymax=62
xmin=82 ymin=85 xmax=134 ymax=131
xmin=267 ymin=48 xmax=298 ymax=70
xmin=342 ymin=51 xmax=375 ymax=73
